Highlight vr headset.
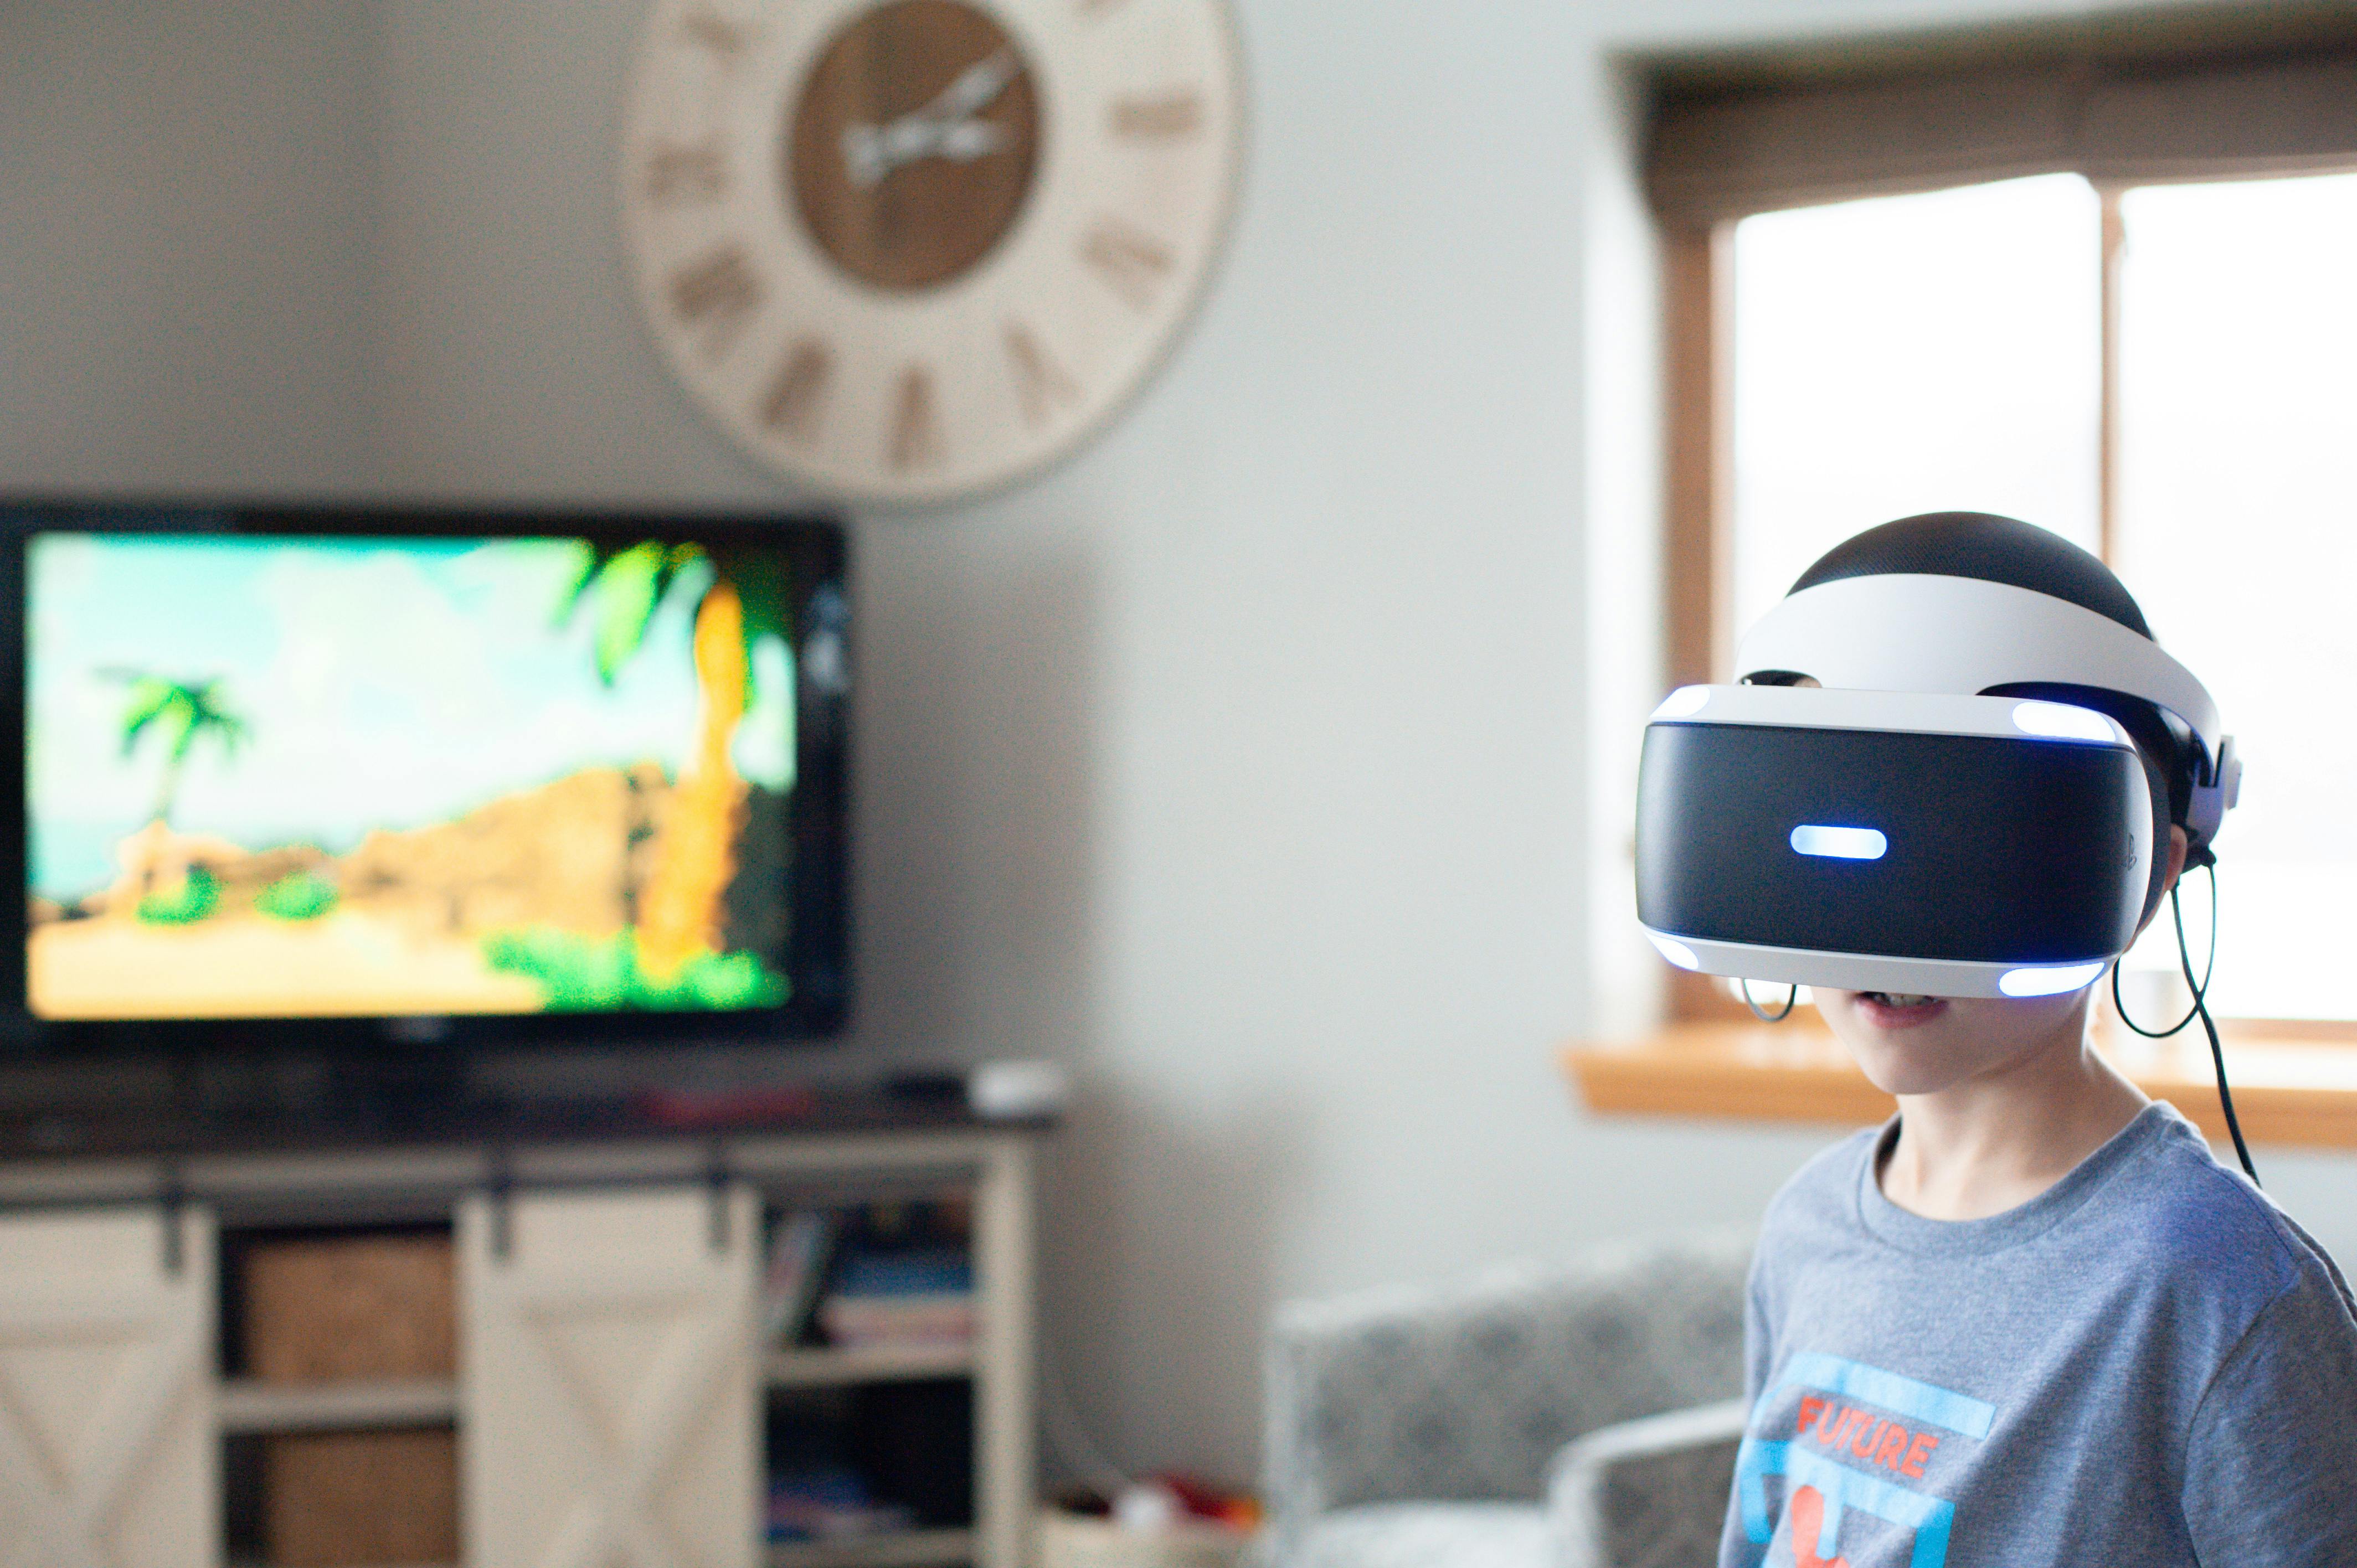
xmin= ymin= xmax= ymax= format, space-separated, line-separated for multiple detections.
xmin=1636 ymin=556 xmax=2242 ymax=1000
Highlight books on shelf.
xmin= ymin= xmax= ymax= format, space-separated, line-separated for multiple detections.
xmin=815 ymin=1297 xmax=975 ymax=1349
xmin=764 ymin=1199 xmax=976 ymax=1353
xmin=766 ymin=1466 xmax=914 ymax=1543
xmin=761 ymin=1209 xmax=838 ymax=1347
xmin=820 ymin=1245 xmax=974 ymax=1349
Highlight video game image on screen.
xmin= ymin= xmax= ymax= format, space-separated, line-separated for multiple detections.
xmin=25 ymin=531 xmax=802 ymax=1020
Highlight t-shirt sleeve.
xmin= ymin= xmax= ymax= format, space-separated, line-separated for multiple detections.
xmin=1741 ymin=1265 xmax=1773 ymax=1404
xmin=2181 ymin=1268 xmax=2357 ymax=1565
xmin=1718 ymin=1263 xmax=1775 ymax=1568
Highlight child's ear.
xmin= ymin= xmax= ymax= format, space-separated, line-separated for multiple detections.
xmin=2133 ymin=826 xmax=2191 ymax=940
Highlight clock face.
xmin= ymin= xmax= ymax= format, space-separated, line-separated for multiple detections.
xmin=620 ymin=0 xmax=1244 ymax=503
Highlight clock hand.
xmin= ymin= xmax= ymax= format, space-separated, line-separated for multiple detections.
xmin=934 ymin=120 xmax=1006 ymax=162
xmin=840 ymin=47 xmax=1020 ymax=188
xmin=841 ymin=121 xmax=910 ymax=188
xmin=922 ymin=47 xmax=1017 ymax=123
xmin=840 ymin=117 xmax=1009 ymax=188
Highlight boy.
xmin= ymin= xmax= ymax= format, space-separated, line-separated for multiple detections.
xmin=1705 ymin=516 xmax=2357 ymax=1565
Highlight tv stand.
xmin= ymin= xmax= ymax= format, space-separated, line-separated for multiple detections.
xmin=297 ymin=1048 xmax=498 ymax=1136
xmin=0 ymin=1086 xmax=1051 ymax=1568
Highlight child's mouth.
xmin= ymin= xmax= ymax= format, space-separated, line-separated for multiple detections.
xmin=1856 ymin=991 xmax=1948 ymax=1025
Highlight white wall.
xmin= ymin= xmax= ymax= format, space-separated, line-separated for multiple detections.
xmin=358 ymin=0 xmax=1851 ymax=1482
xmin=7 ymin=0 xmax=2351 ymax=1488
xmin=0 ymin=3 xmax=377 ymax=494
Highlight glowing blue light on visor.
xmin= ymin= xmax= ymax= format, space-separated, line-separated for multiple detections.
xmin=1998 ymin=962 xmax=2107 ymax=997
xmin=1790 ymin=824 xmax=1887 ymax=860
xmin=2012 ymin=700 xmax=2119 ymax=744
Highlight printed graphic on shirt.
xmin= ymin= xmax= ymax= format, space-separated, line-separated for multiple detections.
xmin=1733 ymin=1353 xmax=1996 ymax=1568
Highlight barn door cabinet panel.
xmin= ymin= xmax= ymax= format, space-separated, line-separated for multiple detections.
xmin=460 ymin=1183 xmax=763 ymax=1568
xmin=0 ymin=1117 xmax=1048 ymax=1568
xmin=0 ymin=1204 xmax=219 ymax=1568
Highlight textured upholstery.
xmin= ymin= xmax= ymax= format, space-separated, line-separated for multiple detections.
xmin=1549 ymin=1399 xmax=1747 ymax=1568
xmin=1290 ymin=1504 xmax=1549 ymax=1568
xmin=1262 ymin=1233 xmax=1748 ymax=1568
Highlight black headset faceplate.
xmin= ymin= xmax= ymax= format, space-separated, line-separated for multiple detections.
xmin=1636 ymin=722 xmax=2153 ymax=966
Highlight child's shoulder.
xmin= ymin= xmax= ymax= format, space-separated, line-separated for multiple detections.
xmin=2073 ymin=1108 xmax=2357 ymax=1432
xmin=2088 ymin=1103 xmax=2343 ymax=1307
xmin=1757 ymin=1122 xmax=1882 ymax=1236
xmin=1749 ymin=1102 xmax=2349 ymax=1327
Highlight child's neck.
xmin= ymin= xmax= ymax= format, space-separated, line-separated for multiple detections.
xmin=1877 ymin=1000 xmax=2151 ymax=1222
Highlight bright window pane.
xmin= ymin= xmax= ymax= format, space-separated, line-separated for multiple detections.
xmin=1731 ymin=176 xmax=2103 ymax=640
xmin=2114 ymin=171 xmax=2357 ymax=1020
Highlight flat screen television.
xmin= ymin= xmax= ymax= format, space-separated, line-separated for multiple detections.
xmin=0 ymin=502 xmax=850 ymax=1056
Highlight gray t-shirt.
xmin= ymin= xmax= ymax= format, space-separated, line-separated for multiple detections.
xmin=1720 ymin=1101 xmax=2357 ymax=1567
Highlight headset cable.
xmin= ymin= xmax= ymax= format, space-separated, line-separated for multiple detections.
xmin=2111 ymin=861 xmax=2258 ymax=1186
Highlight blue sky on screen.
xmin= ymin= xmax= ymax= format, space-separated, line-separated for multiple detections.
xmin=27 ymin=533 xmax=794 ymax=902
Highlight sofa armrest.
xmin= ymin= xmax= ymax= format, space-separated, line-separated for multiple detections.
xmin=1261 ymin=1233 xmax=1748 ymax=1557
xmin=1546 ymin=1397 xmax=1748 ymax=1568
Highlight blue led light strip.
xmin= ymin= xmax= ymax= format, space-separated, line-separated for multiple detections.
xmin=1790 ymin=824 xmax=1887 ymax=861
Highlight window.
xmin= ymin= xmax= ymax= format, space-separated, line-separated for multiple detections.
xmin=1649 ymin=35 xmax=2357 ymax=1027
xmin=1731 ymin=175 xmax=2101 ymax=637
xmin=2113 ymin=171 xmax=2357 ymax=1021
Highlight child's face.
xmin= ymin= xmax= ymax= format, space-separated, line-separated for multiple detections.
xmin=1818 ymin=988 xmax=2091 ymax=1096
xmin=1818 ymin=824 xmax=2191 ymax=1097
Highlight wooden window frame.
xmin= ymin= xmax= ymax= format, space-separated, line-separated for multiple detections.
xmin=1569 ymin=23 xmax=2357 ymax=1144
xmin=1659 ymin=219 xmax=1740 ymax=1025
xmin=1655 ymin=118 xmax=2357 ymax=1040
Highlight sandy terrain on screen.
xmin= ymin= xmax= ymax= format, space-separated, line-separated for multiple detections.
xmin=29 ymin=911 xmax=544 ymax=1019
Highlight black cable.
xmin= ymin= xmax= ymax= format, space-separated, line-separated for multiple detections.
xmin=2112 ymin=862 xmax=2216 ymax=1039
xmin=2193 ymin=980 xmax=2260 ymax=1188
xmin=1742 ymin=979 xmax=1798 ymax=1023
xmin=2108 ymin=862 xmax=2258 ymax=1187
xmin=2175 ymin=872 xmax=2259 ymax=1187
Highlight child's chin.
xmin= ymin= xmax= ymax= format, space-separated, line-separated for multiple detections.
xmin=1851 ymin=1051 xmax=1970 ymax=1098
xmin=1825 ymin=994 xmax=1972 ymax=1095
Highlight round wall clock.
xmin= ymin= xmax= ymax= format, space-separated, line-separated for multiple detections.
xmin=619 ymin=0 xmax=1244 ymax=503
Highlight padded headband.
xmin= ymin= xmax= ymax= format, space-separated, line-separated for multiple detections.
xmin=1737 ymin=573 xmax=2224 ymax=768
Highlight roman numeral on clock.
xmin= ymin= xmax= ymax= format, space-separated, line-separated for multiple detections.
xmin=760 ymin=337 xmax=832 ymax=442
xmin=1080 ymin=219 xmax=1172 ymax=311
xmin=678 ymin=7 xmax=754 ymax=59
xmin=668 ymin=243 xmax=763 ymax=359
xmin=889 ymin=366 xmax=943 ymax=471
xmin=1003 ymin=321 xmax=1080 ymax=426
xmin=1110 ymin=91 xmax=1203 ymax=139
xmin=645 ymin=139 xmax=726 ymax=203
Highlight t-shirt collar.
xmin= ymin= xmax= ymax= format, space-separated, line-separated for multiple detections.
xmin=1854 ymin=1100 xmax=2189 ymax=1256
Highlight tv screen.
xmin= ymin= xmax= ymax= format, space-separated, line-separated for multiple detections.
xmin=3 ymin=504 xmax=849 ymax=1050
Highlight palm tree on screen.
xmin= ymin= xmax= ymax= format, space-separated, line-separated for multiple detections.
xmin=109 ymin=671 xmax=249 ymax=828
xmin=558 ymin=541 xmax=791 ymax=978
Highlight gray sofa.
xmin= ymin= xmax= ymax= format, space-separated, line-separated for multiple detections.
xmin=1261 ymin=1232 xmax=1752 ymax=1568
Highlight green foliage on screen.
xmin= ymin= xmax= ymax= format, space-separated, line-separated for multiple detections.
xmin=481 ymin=927 xmax=788 ymax=1012
xmin=136 ymin=867 xmax=220 ymax=925
xmin=256 ymin=871 xmax=339 ymax=922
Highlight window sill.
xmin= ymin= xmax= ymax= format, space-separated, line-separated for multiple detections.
xmin=1560 ymin=1023 xmax=2357 ymax=1149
